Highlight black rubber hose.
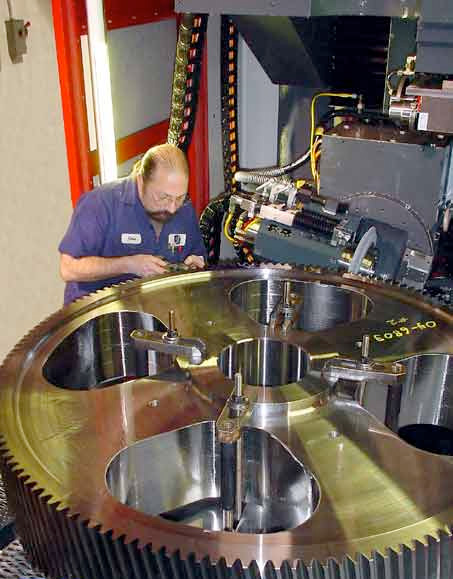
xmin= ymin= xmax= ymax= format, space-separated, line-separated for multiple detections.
xmin=236 ymin=148 xmax=311 ymax=181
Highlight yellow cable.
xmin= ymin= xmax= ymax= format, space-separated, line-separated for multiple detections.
xmin=244 ymin=217 xmax=258 ymax=231
xmin=223 ymin=212 xmax=235 ymax=242
xmin=310 ymin=139 xmax=322 ymax=192
xmin=310 ymin=136 xmax=322 ymax=180
xmin=309 ymin=92 xmax=356 ymax=192
xmin=310 ymin=91 xmax=357 ymax=155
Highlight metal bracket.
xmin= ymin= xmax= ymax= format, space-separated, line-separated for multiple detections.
xmin=215 ymin=373 xmax=253 ymax=531
xmin=131 ymin=310 xmax=206 ymax=365
xmin=322 ymin=332 xmax=405 ymax=387
xmin=216 ymin=373 xmax=252 ymax=443
xmin=322 ymin=357 xmax=405 ymax=386
xmin=131 ymin=329 xmax=206 ymax=365
xmin=269 ymin=280 xmax=301 ymax=334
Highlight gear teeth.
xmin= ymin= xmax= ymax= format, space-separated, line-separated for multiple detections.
xmin=326 ymin=558 xmax=341 ymax=579
xmin=340 ymin=556 xmax=356 ymax=579
xmin=374 ymin=550 xmax=388 ymax=578
xmin=6 ymin=451 xmax=453 ymax=579
xmin=307 ymin=559 xmax=324 ymax=578
xmin=4 ymin=267 xmax=453 ymax=577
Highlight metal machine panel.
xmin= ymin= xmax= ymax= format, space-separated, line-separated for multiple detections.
xmin=420 ymin=0 xmax=453 ymax=23
xmin=232 ymin=16 xmax=330 ymax=86
xmin=174 ymin=0 xmax=311 ymax=16
xmin=312 ymin=0 xmax=418 ymax=17
xmin=255 ymin=220 xmax=343 ymax=266
xmin=174 ymin=0 xmax=417 ymax=17
xmin=319 ymin=124 xmax=449 ymax=254
xmin=416 ymin=21 xmax=453 ymax=74
xmin=108 ymin=21 xmax=175 ymax=139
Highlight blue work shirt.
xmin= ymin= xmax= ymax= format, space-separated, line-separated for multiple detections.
xmin=59 ymin=177 xmax=206 ymax=304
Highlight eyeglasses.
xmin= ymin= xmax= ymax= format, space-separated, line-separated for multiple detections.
xmin=156 ymin=192 xmax=187 ymax=205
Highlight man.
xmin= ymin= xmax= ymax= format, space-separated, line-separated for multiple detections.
xmin=59 ymin=143 xmax=206 ymax=304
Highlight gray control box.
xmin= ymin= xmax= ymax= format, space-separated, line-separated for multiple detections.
xmin=5 ymin=19 xmax=28 ymax=64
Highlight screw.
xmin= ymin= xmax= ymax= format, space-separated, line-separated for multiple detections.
xmin=234 ymin=372 xmax=243 ymax=398
xmin=168 ymin=310 xmax=178 ymax=338
xmin=148 ymin=399 xmax=160 ymax=408
xmin=361 ymin=334 xmax=370 ymax=359
xmin=283 ymin=280 xmax=291 ymax=308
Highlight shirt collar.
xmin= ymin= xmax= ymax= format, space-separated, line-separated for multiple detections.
xmin=119 ymin=177 xmax=140 ymax=206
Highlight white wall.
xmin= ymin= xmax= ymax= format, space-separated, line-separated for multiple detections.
xmin=0 ymin=0 xmax=72 ymax=362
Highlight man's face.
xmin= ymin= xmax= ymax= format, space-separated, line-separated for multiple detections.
xmin=138 ymin=168 xmax=188 ymax=223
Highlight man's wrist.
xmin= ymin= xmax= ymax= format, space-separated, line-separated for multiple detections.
xmin=117 ymin=255 xmax=132 ymax=275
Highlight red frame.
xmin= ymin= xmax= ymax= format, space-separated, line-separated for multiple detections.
xmin=187 ymin=41 xmax=210 ymax=216
xmin=74 ymin=0 xmax=174 ymax=34
xmin=88 ymin=119 xmax=170 ymax=176
xmin=52 ymin=0 xmax=92 ymax=205
xmin=52 ymin=1 xmax=209 ymax=215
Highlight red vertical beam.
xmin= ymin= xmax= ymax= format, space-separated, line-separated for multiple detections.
xmin=187 ymin=42 xmax=210 ymax=216
xmin=52 ymin=0 xmax=92 ymax=206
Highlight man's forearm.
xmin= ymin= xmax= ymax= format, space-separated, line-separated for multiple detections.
xmin=60 ymin=254 xmax=132 ymax=283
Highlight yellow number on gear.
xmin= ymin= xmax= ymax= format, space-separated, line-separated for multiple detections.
xmin=373 ymin=334 xmax=385 ymax=342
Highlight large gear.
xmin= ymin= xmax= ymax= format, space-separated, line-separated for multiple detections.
xmin=2 ymin=267 xmax=453 ymax=579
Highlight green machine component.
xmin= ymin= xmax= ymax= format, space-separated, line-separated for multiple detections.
xmin=255 ymin=220 xmax=345 ymax=267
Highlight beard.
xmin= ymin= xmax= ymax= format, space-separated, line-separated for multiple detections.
xmin=147 ymin=210 xmax=174 ymax=223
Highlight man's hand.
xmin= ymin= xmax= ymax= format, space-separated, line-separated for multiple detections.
xmin=126 ymin=254 xmax=168 ymax=277
xmin=184 ymin=255 xmax=205 ymax=270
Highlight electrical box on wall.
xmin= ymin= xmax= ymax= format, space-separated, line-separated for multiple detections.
xmin=5 ymin=18 xmax=29 ymax=63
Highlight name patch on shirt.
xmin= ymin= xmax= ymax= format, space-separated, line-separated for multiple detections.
xmin=168 ymin=233 xmax=186 ymax=248
xmin=121 ymin=233 xmax=142 ymax=245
